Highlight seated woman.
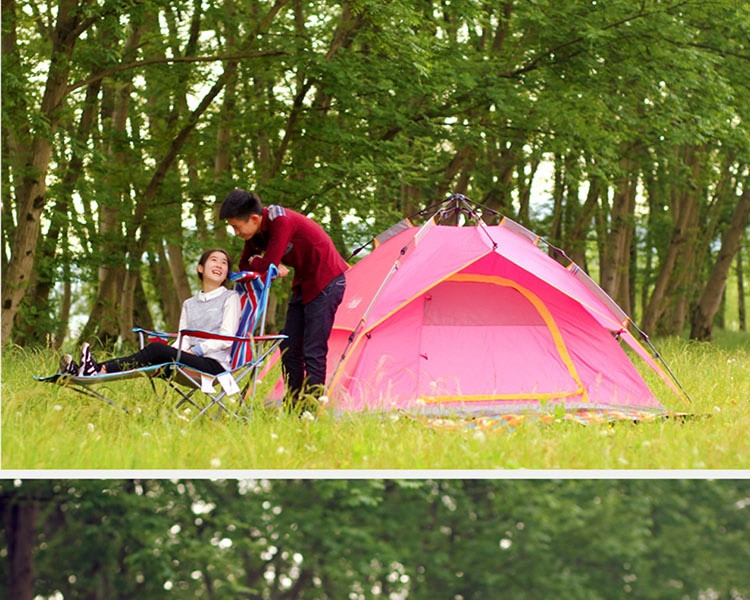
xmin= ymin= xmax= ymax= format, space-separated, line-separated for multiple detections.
xmin=60 ymin=249 xmax=240 ymax=377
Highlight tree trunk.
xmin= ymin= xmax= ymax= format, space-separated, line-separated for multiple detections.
xmin=80 ymin=265 xmax=126 ymax=347
xmin=167 ymin=242 xmax=194 ymax=303
xmin=151 ymin=246 xmax=182 ymax=331
xmin=641 ymin=168 xmax=663 ymax=320
xmin=54 ymin=277 xmax=73 ymax=349
xmin=690 ymin=182 xmax=750 ymax=340
xmin=400 ymin=182 xmax=423 ymax=219
xmin=436 ymin=145 xmax=474 ymax=200
xmin=212 ymin=49 xmax=237 ymax=236
xmin=641 ymin=194 xmax=700 ymax=336
xmin=565 ymin=171 xmax=601 ymax=270
xmin=132 ymin=273 xmax=155 ymax=332
xmin=615 ymin=190 xmax=637 ymax=319
xmin=599 ymin=160 xmax=637 ymax=314
xmin=2 ymin=496 xmax=39 ymax=600
xmin=118 ymin=269 xmax=139 ymax=344
xmin=13 ymin=77 xmax=102 ymax=346
xmin=738 ymin=242 xmax=746 ymax=332
xmin=1 ymin=152 xmax=13 ymax=272
xmin=516 ymin=157 xmax=540 ymax=226
xmin=641 ymin=147 xmax=704 ymax=336
xmin=1 ymin=0 xmax=89 ymax=345
xmin=658 ymin=150 xmax=705 ymax=335
xmin=454 ymin=151 xmax=476 ymax=197
xmin=480 ymin=135 xmax=518 ymax=216
xmin=549 ymin=153 xmax=565 ymax=249
xmin=716 ymin=287 xmax=726 ymax=329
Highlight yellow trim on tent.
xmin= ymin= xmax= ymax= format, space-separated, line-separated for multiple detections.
xmin=447 ymin=273 xmax=589 ymax=403
xmin=420 ymin=389 xmax=585 ymax=404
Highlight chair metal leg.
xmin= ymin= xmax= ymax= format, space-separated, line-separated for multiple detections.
xmin=66 ymin=383 xmax=131 ymax=414
xmin=169 ymin=380 xmax=202 ymax=411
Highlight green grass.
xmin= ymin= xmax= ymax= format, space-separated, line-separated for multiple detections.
xmin=2 ymin=332 xmax=749 ymax=470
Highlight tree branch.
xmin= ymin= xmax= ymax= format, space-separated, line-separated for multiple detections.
xmin=658 ymin=37 xmax=750 ymax=60
xmin=504 ymin=0 xmax=698 ymax=78
xmin=66 ymin=50 xmax=288 ymax=95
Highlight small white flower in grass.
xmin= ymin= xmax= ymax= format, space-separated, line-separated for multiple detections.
xmin=271 ymin=432 xmax=279 ymax=440
xmin=318 ymin=395 xmax=329 ymax=407
xmin=301 ymin=411 xmax=315 ymax=421
xmin=389 ymin=413 xmax=400 ymax=422
xmin=143 ymin=432 xmax=151 ymax=438
xmin=277 ymin=446 xmax=286 ymax=454
xmin=473 ymin=430 xmax=486 ymax=442
xmin=210 ymin=458 xmax=221 ymax=468
xmin=53 ymin=405 xmax=63 ymax=411
xmin=87 ymin=423 xmax=95 ymax=432
xmin=713 ymin=406 xmax=721 ymax=413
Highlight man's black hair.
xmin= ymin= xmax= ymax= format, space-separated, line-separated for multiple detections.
xmin=219 ymin=189 xmax=263 ymax=220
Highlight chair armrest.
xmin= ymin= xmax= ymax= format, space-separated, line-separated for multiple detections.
xmin=133 ymin=327 xmax=177 ymax=339
xmin=177 ymin=329 xmax=287 ymax=345
xmin=133 ymin=327 xmax=177 ymax=349
xmin=229 ymin=270 xmax=262 ymax=283
xmin=178 ymin=329 xmax=287 ymax=342
xmin=178 ymin=328 xmax=253 ymax=343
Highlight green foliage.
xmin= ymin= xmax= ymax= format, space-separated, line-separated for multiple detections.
xmin=3 ymin=0 xmax=749 ymax=343
xmin=2 ymin=479 xmax=750 ymax=599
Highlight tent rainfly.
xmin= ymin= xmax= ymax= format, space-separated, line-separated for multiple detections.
xmin=319 ymin=195 xmax=686 ymax=417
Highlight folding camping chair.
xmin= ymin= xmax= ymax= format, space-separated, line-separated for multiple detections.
xmin=35 ymin=267 xmax=286 ymax=420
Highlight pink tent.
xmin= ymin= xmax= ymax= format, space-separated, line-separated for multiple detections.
xmin=320 ymin=202 xmax=684 ymax=416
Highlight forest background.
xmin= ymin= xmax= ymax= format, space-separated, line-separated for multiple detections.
xmin=3 ymin=479 xmax=750 ymax=599
xmin=2 ymin=0 xmax=749 ymax=351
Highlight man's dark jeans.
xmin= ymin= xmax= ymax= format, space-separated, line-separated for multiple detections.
xmin=281 ymin=273 xmax=346 ymax=401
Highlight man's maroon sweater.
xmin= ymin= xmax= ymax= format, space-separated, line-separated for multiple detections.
xmin=240 ymin=205 xmax=348 ymax=304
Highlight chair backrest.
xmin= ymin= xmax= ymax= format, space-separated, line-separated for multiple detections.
xmin=228 ymin=265 xmax=278 ymax=369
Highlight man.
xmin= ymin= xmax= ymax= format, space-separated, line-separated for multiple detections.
xmin=220 ymin=189 xmax=348 ymax=407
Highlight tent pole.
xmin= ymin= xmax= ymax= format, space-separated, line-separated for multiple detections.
xmin=328 ymin=214 xmax=438 ymax=392
xmin=634 ymin=325 xmax=693 ymax=404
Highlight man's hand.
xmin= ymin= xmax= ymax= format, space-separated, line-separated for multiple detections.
xmin=278 ymin=264 xmax=290 ymax=278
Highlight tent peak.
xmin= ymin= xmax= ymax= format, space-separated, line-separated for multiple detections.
xmin=416 ymin=193 xmax=501 ymax=226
